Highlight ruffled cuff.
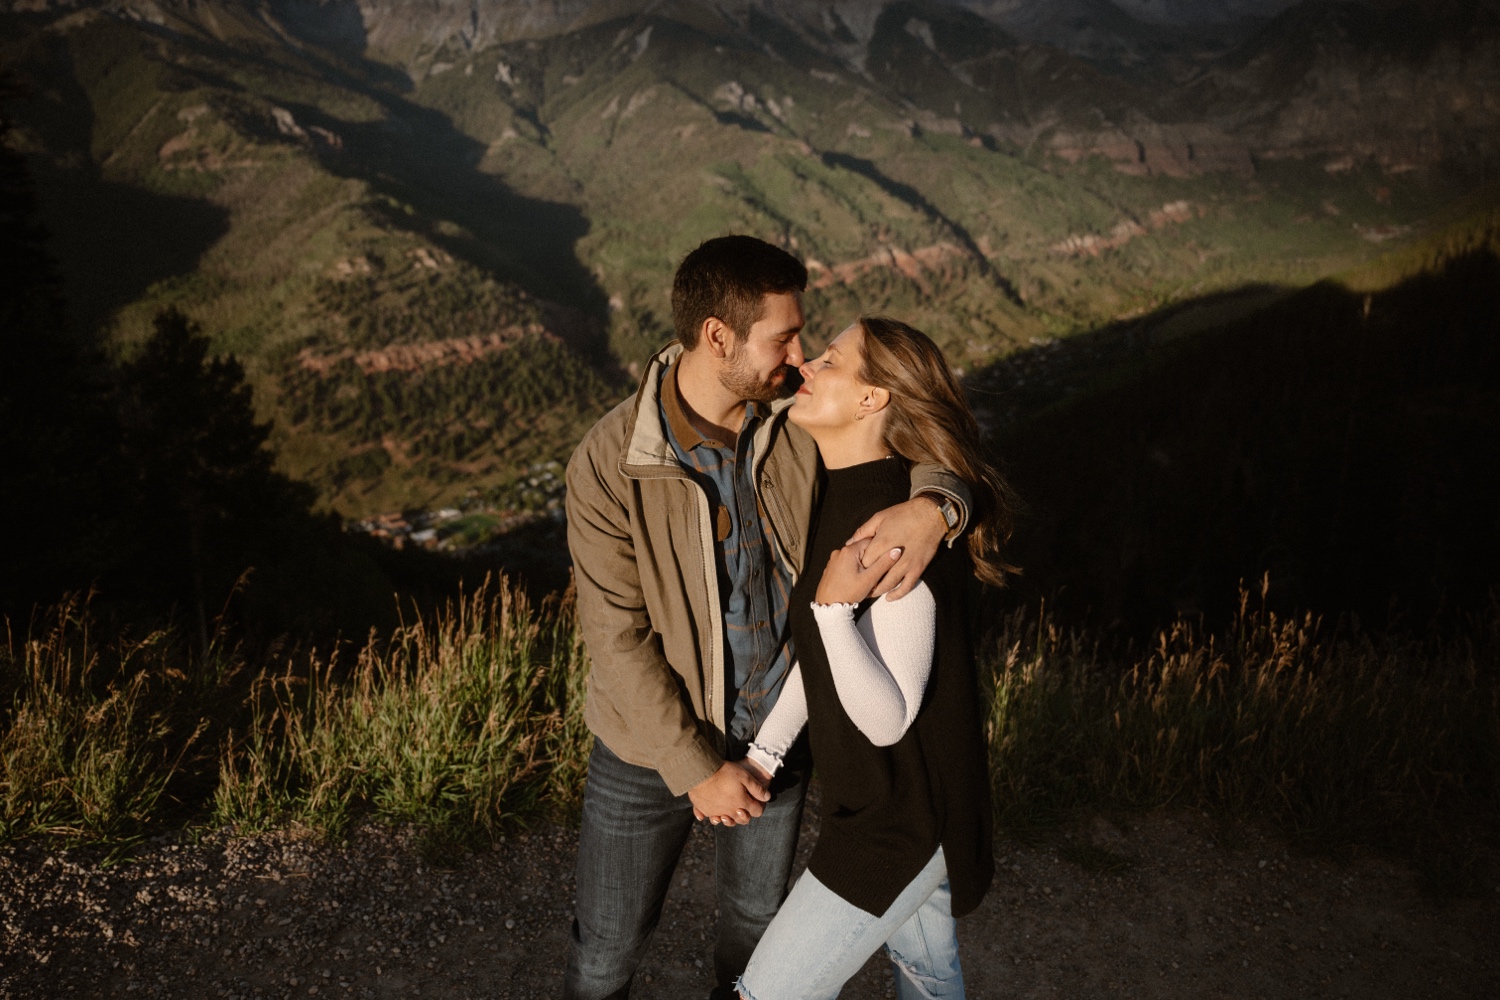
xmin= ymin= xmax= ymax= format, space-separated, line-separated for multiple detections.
xmin=744 ymin=743 xmax=782 ymax=778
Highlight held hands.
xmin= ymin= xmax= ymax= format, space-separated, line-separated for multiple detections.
xmin=815 ymin=538 xmax=891 ymax=606
xmin=689 ymin=761 xmax=770 ymax=827
xmin=695 ymin=758 xmax=772 ymax=827
xmin=844 ymin=496 xmax=949 ymax=600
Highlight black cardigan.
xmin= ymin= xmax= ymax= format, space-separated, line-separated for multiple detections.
xmin=793 ymin=457 xmax=994 ymax=918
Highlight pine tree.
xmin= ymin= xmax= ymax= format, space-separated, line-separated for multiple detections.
xmin=0 ymin=86 xmax=124 ymax=619
xmin=117 ymin=309 xmax=316 ymax=646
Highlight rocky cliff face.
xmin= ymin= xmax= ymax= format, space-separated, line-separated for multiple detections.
xmin=272 ymin=0 xmax=901 ymax=63
xmin=1111 ymin=0 xmax=1302 ymax=25
xmin=20 ymin=0 xmax=1487 ymax=176
xmin=1179 ymin=0 xmax=1500 ymax=168
xmin=348 ymin=0 xmax=622 ymax=57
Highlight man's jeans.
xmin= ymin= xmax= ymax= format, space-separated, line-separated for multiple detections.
xmin=563 ymin=737 xmax=808 ymax=1000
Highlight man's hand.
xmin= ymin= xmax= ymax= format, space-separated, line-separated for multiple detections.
xmin=688 ymin=761 xmax=770 ymax=827
xmin=845 ymin=496 xmax=948 ymax=600
xmin=815 ymin=538 xmax=889 ymax=605
xmin=694 ymin=759 xmax=775 ymax=826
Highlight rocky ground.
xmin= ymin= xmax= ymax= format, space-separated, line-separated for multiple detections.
xmin=1 ymin=786 xmax=1496 ymax=1000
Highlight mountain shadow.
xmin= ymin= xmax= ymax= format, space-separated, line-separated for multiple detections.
xmin=6 ymin=45 xmax=230 ymax=340
xmin=296 ymin=91 xmax=608 ymax=332
xmin=135 ymin=24 xmax=611 ymax=341
xmin=31 ymin=171 xmax=230 ymax=339
xmin=980 ymin=250 xmax=1500 ymax=634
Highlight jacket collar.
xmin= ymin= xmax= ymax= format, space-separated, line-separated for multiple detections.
xmin=621 ymin=343 xmax=684 ymax=474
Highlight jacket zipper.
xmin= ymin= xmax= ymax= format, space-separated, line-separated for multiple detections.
xmin=752 ymin=434 xmax=799 ymax=584
xmin=688 ymin=478 xmax=725 ymax=748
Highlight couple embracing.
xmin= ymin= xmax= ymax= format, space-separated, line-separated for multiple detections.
xmin=564 ymin=235 xmax=1015 ymax=1000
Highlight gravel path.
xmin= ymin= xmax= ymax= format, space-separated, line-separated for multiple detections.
xmin=2 ymin=788 xmax=1495 ymax=999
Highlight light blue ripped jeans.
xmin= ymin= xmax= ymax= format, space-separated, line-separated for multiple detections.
xmin=735 ymin=847 xmax=963 ymax=1000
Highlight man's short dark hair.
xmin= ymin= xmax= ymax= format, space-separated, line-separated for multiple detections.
xmin=671 ymin=235 xmax=808 ymax=348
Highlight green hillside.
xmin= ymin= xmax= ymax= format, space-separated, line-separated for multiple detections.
xmin=1 ymin=1 xmax=1484 ymax=519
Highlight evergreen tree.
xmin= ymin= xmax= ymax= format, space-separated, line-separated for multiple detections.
xmin=0 ymin=86 xmax=124 ymax=619
xmin=115 ymin=309 xmax=316 ymax=645
xmin=112 ymin=308 xmax=396 ymax=642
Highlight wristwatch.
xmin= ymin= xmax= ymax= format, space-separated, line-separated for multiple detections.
xmin=922 ymin=492 xmax=960 ymax=531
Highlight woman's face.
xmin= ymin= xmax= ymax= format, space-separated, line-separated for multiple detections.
xmin=788 ymin=324 xmax=875 ymax=432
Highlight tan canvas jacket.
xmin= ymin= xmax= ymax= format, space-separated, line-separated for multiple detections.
xmin=565 ymin=342 xmax=970 ymax=795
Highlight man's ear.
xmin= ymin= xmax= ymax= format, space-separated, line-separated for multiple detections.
xmin=701 ymin=317 xmax=734 ymax=360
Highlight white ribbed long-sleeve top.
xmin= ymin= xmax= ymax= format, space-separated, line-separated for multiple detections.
xmin=745 ymin=582 xmax=937 ymax=776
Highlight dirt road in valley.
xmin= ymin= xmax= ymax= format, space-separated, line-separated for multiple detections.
xmin=2 ymin=786 xmax=1495 ymax=999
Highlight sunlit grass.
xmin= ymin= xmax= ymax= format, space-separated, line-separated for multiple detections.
xmin=212 ymin=580 xmax=589 ymax=839
xmin=0 ymin=599 xmax=224 ymax=856
xmin=3 ymin=580 xmax=1495 ymax=886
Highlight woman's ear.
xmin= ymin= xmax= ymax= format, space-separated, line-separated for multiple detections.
xmin=860 ymin=385 xmax=891 ymax=418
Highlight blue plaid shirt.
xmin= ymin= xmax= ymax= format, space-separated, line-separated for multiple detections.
xmin=659 ymin=361 xmax=795 ymax=748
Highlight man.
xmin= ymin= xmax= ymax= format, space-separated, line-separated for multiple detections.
xmin=564 ymin=235 xmax=970 ymax=1000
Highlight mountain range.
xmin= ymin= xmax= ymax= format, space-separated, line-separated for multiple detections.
xmin=3 ymin=0 xmax=1496 ymax=520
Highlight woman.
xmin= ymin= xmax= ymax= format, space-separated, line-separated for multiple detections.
xmin=727 ymin=316 xmax=1016 ymax=1000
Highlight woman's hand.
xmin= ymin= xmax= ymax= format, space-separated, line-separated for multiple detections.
xmin=844 ymin=496 xmax=951 ymax=600
xmin=815 ymin=537 xmax=894 ymax=606
xmin=693 ymin=760 xmax=774 ymax=826
xmin=738 ymin=758 xmax=772 ymax=785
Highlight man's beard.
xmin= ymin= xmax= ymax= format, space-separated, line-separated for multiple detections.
xmin=718 ymin=347 xmax=799 ymax=403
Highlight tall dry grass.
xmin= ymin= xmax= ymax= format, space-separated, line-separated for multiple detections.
xmin=0 ymin=598 xmax=227 ymax=854
xmin=985 ymin=580 xmax=1499 ymax=883
xmin=212 ymin=580 xmax=590 ymax=839
xmin=3 ymin=578 xmax=1496 ymax=881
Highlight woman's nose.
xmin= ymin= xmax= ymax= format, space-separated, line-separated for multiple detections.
xmin=798 ymin=359 xmax=815 ymax=381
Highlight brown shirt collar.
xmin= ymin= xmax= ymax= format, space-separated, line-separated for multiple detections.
xmin=662 ymin=358 xmax=722 ymax=450
xmin=666 ymin=358 xmax=762 ymax=452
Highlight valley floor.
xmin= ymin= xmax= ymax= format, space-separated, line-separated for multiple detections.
xmin=1 ymin=788 xmax=1495 ymax=1000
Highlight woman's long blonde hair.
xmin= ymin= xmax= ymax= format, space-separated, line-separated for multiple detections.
xmin=858 ymin=316 xmax=1019 ymax=587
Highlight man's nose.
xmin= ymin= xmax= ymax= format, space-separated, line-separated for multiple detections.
xmin=785 ymin=338 xmax=806 ymax=368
